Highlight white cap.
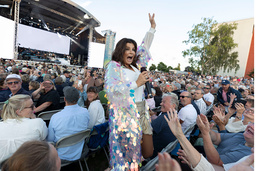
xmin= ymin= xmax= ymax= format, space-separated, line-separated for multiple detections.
xmin=6 ymin=74 xmax=21 ymax=81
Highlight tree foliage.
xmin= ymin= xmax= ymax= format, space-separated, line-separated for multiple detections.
xmin=149 ymin=64 xmax=157 ymax=71
xmin=182 ymin=17 xmax=239 ymax=75
xmin=157 ymin=62 xmax=168 ymax=72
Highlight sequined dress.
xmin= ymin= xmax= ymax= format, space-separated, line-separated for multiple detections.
xmin=105 ymin=28 xmax=155 ymax=170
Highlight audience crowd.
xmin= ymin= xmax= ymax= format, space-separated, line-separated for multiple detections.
xmin=0 ymin=58 xmax=254 ymax=170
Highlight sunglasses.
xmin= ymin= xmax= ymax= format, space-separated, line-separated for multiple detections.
xmin=7 ymin=81 xmax=19 ymax=85
xmin=180 ymin=96 xmax=189 ymax=98
xmin=204 ymin=87 xmax=210 ymax=89
xmin=24 ymin=104 xmax=35 ymax=110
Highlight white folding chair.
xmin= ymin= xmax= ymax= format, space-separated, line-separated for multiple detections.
xmin=37 ymin=109 xmax=62 ymax=121
xmin=55 ymin=129 xmax=91 ymax=171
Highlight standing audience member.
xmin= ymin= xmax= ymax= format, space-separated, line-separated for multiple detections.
xmin=84 ymin=86 xmax=105 ymax=129
xmin=217 ymin=80 xmax=242 ymax=108
xmin=54 ymin=77 xmax=64 ymax=97
xmin=32 ymin=79 xmax=60 ymax=114
xmin=47 ymin=87 xmax=90 ymax=162
xmin=0 ymin=74 xmax=30 ymax=102
xmin=1 ymin=141 xmax=61 ymax=171
xmin=0 ymin=95 xmax=47 ymax=163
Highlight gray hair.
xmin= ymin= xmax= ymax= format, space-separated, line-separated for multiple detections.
xmin=162 ymin=93 xmax=179 ymax=110
xmin=63 ymin=86 xmax=79 ymax=104
xmin=195 ymin=88 xmax=204 ymax=95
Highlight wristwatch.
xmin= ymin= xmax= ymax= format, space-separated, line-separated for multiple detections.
xmin=236 ymin=116 xmax=242 ymax=120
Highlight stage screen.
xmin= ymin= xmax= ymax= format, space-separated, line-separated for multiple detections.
xmin=17 ymin=24 xmax=70 ymax=54
xmin=88 ymin=42 xmax=105 ymax=68
xmin=0 ymin=16 xmax=15 ymax=59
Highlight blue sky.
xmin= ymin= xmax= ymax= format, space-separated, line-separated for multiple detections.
xmin=73 ymin=0 xmax=254 ymax=70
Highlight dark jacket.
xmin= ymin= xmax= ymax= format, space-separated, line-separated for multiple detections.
xmin=217 ymin=86 xmax=242 ymax=105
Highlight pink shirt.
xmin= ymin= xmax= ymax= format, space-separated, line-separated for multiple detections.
xmin=222 ymin=90 xmax=228 ymax=102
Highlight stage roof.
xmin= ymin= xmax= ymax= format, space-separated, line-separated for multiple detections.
xmin=0 ymin=0 xmax=104 ymax=40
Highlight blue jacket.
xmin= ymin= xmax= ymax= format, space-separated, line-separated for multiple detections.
xmin=217 ymin=86 xmax=242 ymax=105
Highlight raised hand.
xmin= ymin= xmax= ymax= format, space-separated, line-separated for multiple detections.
xmin=196 ymin=114 xmax=213 ymax=135
xmin=213 ymin=107 xmax=225 ymax=123
xmin=164 ymin=108 xmax=183 ymax=137
xmin=177 ymin=149 xmax=190 ymax=166
xmin=149 ymin=13 xmax=156 ymax=29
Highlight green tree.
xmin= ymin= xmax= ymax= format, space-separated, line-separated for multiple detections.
xmin=182 ymin=17 xmax=239 ymax=75
xmin=149 ymin=64 xmax=156 ymax=71
xmin=157 ymin=62 xmax=168 ymax=72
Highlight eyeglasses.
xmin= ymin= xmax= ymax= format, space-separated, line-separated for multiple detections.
xmin=24 ymin=104 xmax=35 ymax=110
xmin=204 ymin=87 xmax=210 ymax=89
xmin=180 ymin=96 xmax=189 ymax=98
xmin=7 ymin=81 xmax=19 ymax=85
xmin=43 ymin=82 xmax=53 ymax=85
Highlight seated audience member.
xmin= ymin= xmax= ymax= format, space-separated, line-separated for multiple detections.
xmin=21 ymin=74 xmax=30 ymax=91
xmin=146 ymin=88 xmax=156 ymax=110
xmin=151 ymin=93 xmax=179 ymax=158
xmin=178 ymin=91 xmax=198 ymax=137
xmin=82 ymin=69 xmax=101 ymax=91
xmin=84 ymin=86 xmax=105 ymax=129
xmin=47 ymin=86 xmax=90 ymax=162
xmin=54 ymin=77 xmax=64 ymax=97
xmin=35 ymin=71 xmax=44 ymax=83
xmin=213 ymin=98 xmax=254 ymax=133
xmin=193 ymin=88 xmax=207 ymax=115
xmin=0 ymin=74 xmax=8 ymax=102
xmin=162 ymin=109 xmax=254 ymax=171
xmin=0 ymin=95 xmax=47 ymax=163
xmin=0 ymin=74 xmax=30 ymax=102
xmin=1 ymin=141 xmax=61 ymax=171
xmin=198 ymin=114 xmax=253 ymax=165
xmin=154 ymin=86 xmax=163 ymax=107
xmin=32 ymin=79 xmax=60 ymax=114
xmin=28 ymin=80 xmax=40 ymax=95
xmin=203 ymin=83 xmax=215 ymax=111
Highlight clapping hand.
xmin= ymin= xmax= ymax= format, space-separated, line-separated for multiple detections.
xmin=196 ymin=114 xmax=214 ymax=136
xmin=164 ymin=108 xmax=183 ymax=137
xmin=212 ymin=107 xmax=226 ymax=125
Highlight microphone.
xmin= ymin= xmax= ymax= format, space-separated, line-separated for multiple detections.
xmin=141 ymin=67 xmax=153 ymax=98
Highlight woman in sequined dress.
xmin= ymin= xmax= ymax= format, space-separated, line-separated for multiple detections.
xmin=105 ymin=13 xmax=156 ymax=170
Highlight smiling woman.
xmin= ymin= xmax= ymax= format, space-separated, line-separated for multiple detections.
xmin=0 ymin=95 xmax=48 ymax=164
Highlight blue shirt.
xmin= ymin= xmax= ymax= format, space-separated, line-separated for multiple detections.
xmin=47 ymin=104 xmax=90 ymax=161
xmin=217 ymin=133 xmax=251 ymax=164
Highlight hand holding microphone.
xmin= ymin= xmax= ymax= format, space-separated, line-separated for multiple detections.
xmin=140 ymin=67 xmax=153 ymax=98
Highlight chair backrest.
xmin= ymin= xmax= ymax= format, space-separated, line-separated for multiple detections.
xmin=0 ymin=102 xmax=5 ymax=110
xmin=59 ymin=96 xmax=65 ymax=103
xmin=55 ymin=129 xmax=91 ymax=149
xmin=37 ymin=109 xmax=62 ymax=121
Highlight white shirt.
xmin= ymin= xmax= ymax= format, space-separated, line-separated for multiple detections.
xmin=203 ymin=92 xmax=215 ymax=110
xmin=88 ymin=100 xmax=105 ymax=129
xmin=178 ymin=104 xmax=197 ymax=137
xmin=123 ymin=27 xmax=156 ymax=102
xmin=0 ymin=118 xmax=48 ymax=163
xmin=194 ymin=98 xmax=207 ymax=115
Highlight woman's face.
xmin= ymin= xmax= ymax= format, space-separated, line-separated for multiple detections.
xmin=123 ymin=43 xmax=136 ymax=67
xmin=87 ymin=91 xmax=98 ymax=102
xmin=43 ymin=81 xmax=54 ymax=93
xmin=18 ymin=98 xmax=35 ymax=118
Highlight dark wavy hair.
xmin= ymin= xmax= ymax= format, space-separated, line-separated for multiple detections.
xmin=84 ymin=86 xmax=99 ymax=108
xmin=112 ymin=38 xmax=138 ymax=69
